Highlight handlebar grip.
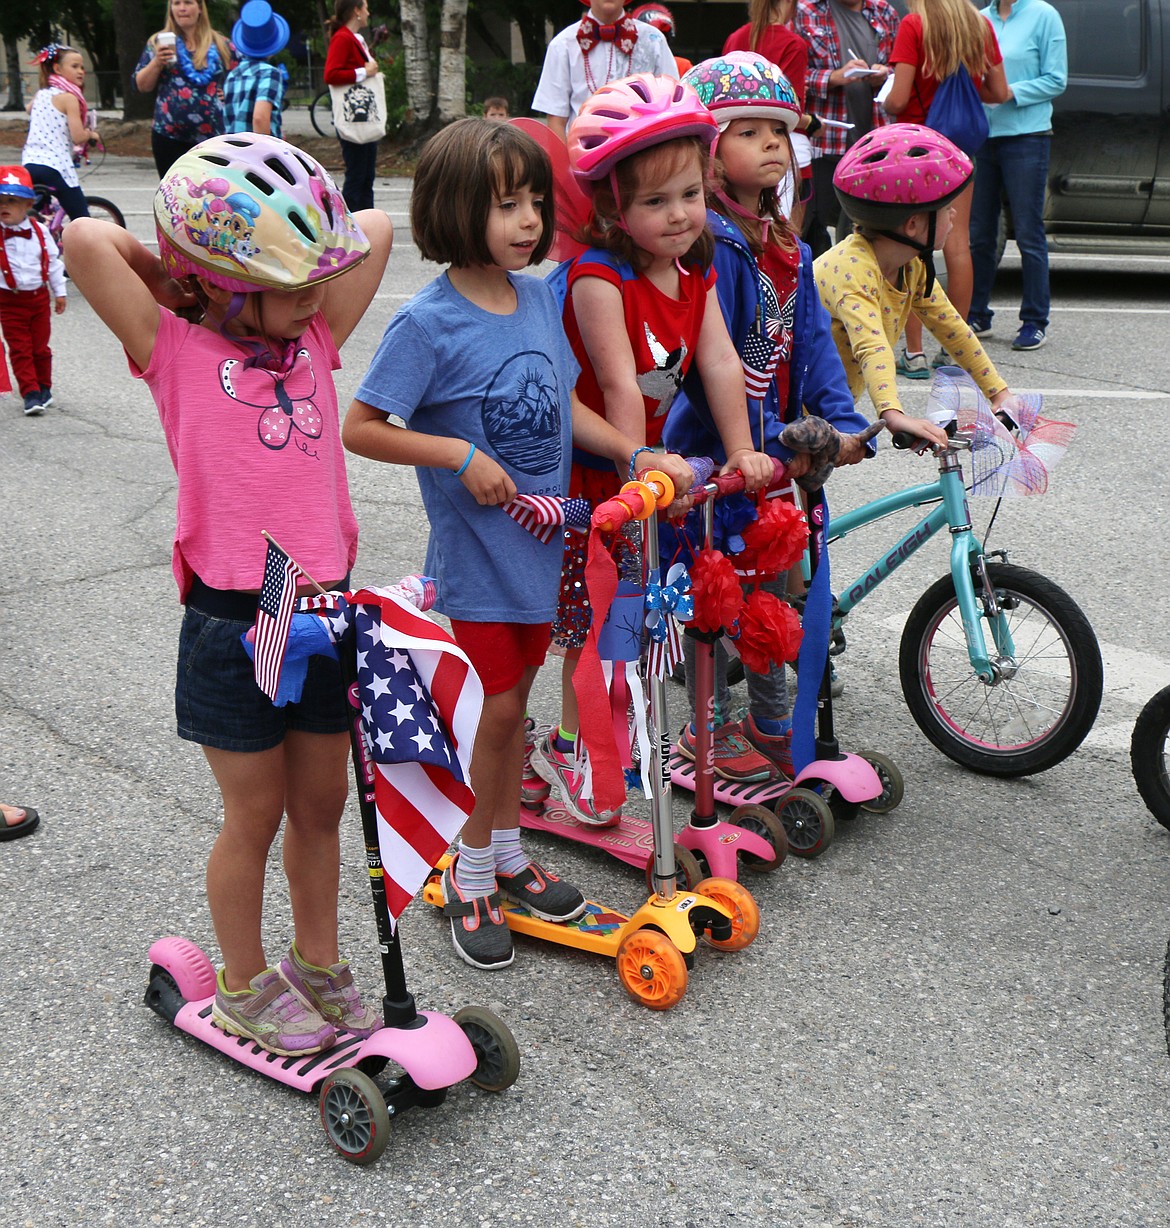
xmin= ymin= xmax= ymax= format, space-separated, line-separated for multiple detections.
xmin=890 ymin=431 xmax=916 ymax=450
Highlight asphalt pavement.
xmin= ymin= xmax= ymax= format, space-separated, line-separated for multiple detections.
xmin=3 ymin=142 xmax=1170 ymax=1228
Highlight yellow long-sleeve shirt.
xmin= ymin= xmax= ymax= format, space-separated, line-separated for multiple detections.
xmin=814 ymin=235 xmax=1007 ymax=418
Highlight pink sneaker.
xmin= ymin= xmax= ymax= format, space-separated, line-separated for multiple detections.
xmin=528 ymin=732 xmax=622 ymax=827
xmin=521 ymin=717 xmax=552 ymax=809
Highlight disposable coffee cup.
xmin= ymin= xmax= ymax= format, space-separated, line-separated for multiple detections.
xmin=156 ymin=31 xmax=177 ymax=49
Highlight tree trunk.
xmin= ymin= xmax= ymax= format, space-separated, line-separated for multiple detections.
xmin=3 ymin=41 xmax=23 ymax=112
xmin=399 ymin=0 xmax=433 ymax=128
xmin=435 ymin=0 xmax=468 ymax=124
xmin=112 ymin=0 xmax=153 ymax=121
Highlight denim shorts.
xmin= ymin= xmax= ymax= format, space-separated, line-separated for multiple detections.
xmin=175 ymin=604 xmax=349 ymax=752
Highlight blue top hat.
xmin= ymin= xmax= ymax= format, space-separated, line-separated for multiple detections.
xmin=232 ymin=0 xmax=290 ymax=59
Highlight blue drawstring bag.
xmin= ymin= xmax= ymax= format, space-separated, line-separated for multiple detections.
xmin=924 ymin=67 xmax=989 ymax=157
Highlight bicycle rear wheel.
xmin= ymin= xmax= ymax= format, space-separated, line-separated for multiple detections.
xmin=311 ymin=89 xmax=335 ymax=138
xmin=899 ymin=562 xmax=1102 ymax=777
xmin=83 ymin=195 xmax=125 ymax=229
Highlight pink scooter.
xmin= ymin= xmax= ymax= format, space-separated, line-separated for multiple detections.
xmin=521 ymin=460 xmax=790 ymax=886
xmin=145 ymin=583 xmax=519 ymax=1165
xmin=671 ymin=469 xmax=900 ymax=857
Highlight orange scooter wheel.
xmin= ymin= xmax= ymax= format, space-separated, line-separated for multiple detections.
xmin=695 ymin=877 xmax=761 ymax=951
xmin=616 ymin=928 xmax=688 ymax=1010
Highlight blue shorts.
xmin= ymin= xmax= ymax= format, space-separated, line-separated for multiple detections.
xmin=175 ymin=603 xmax=348 ymax=753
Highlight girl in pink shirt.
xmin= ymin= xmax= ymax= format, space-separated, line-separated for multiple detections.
xmin=65 ymin=134 xmax=392 ymax=1058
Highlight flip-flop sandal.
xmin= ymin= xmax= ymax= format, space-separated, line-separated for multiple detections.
xmin=0 ymin=804 xmax=40 ymax=841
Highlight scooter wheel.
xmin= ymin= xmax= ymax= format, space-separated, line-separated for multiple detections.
xmin=729 ymin=804 xmax=788 ymax=872
xmin=773 ymin=788 xmax=835 ymax=858
xmin=453 ymin=1005 xmax=521 ymax=1092
xmin=319 ymin=1068 xmax=391 ymax=1165
xmin=695 ymin=877 xmax=760 ymax=951
xmin=616 ymin=928 xmax=688 ymax=1010
xmin=644 ymin=843 xmax=703 ymax=894
xmin=856 ymin=750 xmax=904 ymax=813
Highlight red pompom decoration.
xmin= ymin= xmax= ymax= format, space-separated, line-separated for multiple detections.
xmin=733 ymin=497 xmax=809 ymax=579
xmin=734 ymin=590 xmax=804 ymax=673
xmin=689 ymin=548 xmax=744 ymax=634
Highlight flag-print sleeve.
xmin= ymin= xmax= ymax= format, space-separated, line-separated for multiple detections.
xmin=354 ymin=311 xmax=437 ymax=425
xmin=916 ymin=281 xmax=1007 ymax=403
xmin=816 ymin=254 xmax=903 ymax=418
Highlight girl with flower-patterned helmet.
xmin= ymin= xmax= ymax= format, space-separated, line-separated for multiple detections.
xmin=662 ymin=52 xmax=878 ymax=781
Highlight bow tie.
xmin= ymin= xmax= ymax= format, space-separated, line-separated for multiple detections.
xmin=2 ymin=227 xmax=32 ymax=239
xmin=576 ymin=14 xmax=638 ymax=54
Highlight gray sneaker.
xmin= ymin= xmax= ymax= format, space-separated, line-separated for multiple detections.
xmin=279 ymin=942 xmax=381 ymax=1037
xmin=212 ymin=967 xmax=336 ymax=1056
xmin=497 ymin=860 xmax=587 ymax=922
xmin=440 ymin=861 xmax=514 ymax=970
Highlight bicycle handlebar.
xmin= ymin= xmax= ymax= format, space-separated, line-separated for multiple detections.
xmin=591 ymin=456 xmax=789 ymax=532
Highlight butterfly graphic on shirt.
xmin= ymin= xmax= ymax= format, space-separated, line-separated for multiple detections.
xmin=219 ymin=348 xmax=323 ymax=453
xmin=637 ymin=324 xmax=688 ymax=417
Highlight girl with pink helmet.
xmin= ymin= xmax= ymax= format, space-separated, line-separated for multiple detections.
xmin=815 ymin=122 xmax=1019 ymax=449
xmin=526 ymin=72 xmax=774 ymax=828
xmin=64 ymin=133 xmax=393 ymax=1057
xmin=664 ymin=51 xmax=877 ymax=781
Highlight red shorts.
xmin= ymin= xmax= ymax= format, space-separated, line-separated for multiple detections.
xmin=448 ymin=620 xmax=552 ymax=696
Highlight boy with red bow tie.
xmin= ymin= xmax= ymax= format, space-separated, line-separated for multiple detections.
xmin=0 ymin=166 xmax=66 ymax=416
xmin=532 ymin=0 xmax=677 ymax=141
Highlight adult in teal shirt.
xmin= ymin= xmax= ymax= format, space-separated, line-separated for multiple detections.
xmin=966 ymin=0 xmax=1067 ymax=352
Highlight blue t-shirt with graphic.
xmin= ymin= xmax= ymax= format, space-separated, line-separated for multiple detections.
xmin=356 ymin=272 xmax=580 ymax=623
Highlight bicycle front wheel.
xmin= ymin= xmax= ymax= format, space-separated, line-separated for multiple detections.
xmin=899 ymin=562 xmax=1102 ymax=777
xmin=1131 ymin=687 xmax=1170 ymax=829
xmin=310 ymin=89 xmax=335 ymax=138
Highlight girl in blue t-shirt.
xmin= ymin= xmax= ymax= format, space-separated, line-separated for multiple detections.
xmin=344 ymin=118 xmax=644 ymax=972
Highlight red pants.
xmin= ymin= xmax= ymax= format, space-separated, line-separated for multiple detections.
xmin=0 ymin=288 xmax=52 ymax=396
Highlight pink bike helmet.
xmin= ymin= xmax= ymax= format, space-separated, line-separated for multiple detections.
xmin=154 ymin=133 xmax=368 ymax=293
xmin=833 ymin=123 xmax=972 ymax=228
xmin=833 ymin=123 xmax=972 ymax=293
xmin=631 ymin=3 xmax=675 ymax=36
xmin=567 ymin=73 xmax=717 ymax=185
xmin=682 ymin=53 xmax=801 ymax=133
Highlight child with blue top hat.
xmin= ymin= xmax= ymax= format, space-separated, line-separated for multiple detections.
xmin=224 ymin=1 xmax=290 ymax=137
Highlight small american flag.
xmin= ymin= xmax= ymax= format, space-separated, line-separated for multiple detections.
xmin=253 ymin=538 xmax=304 ymax=700
xmin=502 ymin=493 xmax=592 ymax=543
xmin=741 ymin=331 xmax=781 ymax=400
xmin=351 ymin=588 xmax=483 ymax=925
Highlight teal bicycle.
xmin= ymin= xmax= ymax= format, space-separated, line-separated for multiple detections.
xmin=825 ymin=377 xmax=1101 ymax=778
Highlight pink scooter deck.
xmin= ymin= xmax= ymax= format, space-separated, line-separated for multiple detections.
xmin=172 ymin=998 xmax=477 ymax=1091
xmin=518 ymin=799 xmax=775 ymax=881
xmin=670 ymin=749 xmax=885 ymax=808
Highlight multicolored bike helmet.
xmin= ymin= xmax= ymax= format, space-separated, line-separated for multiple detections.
xmin=630 ymin=3 xmax=676 ymax=36
xmin=567 ymin=73 xmax=717 ymax=185
xmin=682 ymin=52 xmax=801 ymax=133
xmin=833 ymin=123 xmax=972 ymax=293
xmin=154 ymin=133 xmax=368 ymax=293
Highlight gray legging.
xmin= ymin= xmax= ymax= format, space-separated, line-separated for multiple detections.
xmin=683 ymin=573 xmax=791 ymax=727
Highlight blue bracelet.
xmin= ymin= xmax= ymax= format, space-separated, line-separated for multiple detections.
xmin=628 ymin=446 xmax=655 ymax=481
xmin=454 ymin=443 xmax=476 ymax=478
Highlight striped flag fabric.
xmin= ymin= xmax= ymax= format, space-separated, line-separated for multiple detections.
xmin=253 ymin=538 xmax=305 ymax=700
xmin=350 ymin=587 xmax=483 ymax=926
xmin=502 ymin=493 xmax=591 ymax=543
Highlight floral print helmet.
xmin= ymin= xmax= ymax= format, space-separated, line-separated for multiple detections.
xmin=682 ymin=53 xmax=802 ymax=133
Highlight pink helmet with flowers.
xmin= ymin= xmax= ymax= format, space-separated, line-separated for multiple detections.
xmin=832 ymin=123 xmax=972 ymax=228
xmin=567 ymin=73 xmax=717 ymax=185
xmin=154 ymin=133 xmax=368 ymax=293
xmin=682 ymin=53 xmax=801 ymax=133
